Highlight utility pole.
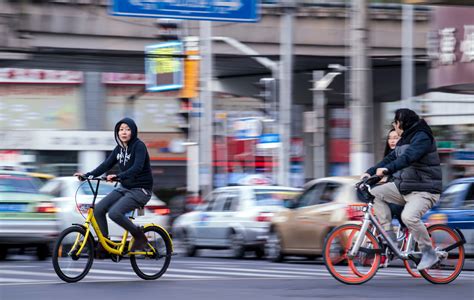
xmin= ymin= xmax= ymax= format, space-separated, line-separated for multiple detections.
xmin=312 ymin=71 xmax=327 ymax=179
xmin=199 ymin=21 xmax=213 ymax=197
xmin=278 ymin=1 xmax=295 ymax=187
xmin=349 ymin=0 xmax=374 ymax=175
xmin=402 ymin=4 xmax=414 ymax=110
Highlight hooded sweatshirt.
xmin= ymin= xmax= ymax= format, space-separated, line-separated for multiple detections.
xmin=85 ymin=118 xmax=153 ymax=190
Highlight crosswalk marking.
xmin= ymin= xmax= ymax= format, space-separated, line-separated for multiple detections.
xmin=0 ymin=260 xmax=473 ymax=286
xmin=197 ymin=266 xmax=328 ymax=276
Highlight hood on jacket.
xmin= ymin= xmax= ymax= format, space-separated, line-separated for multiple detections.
xmin=399 ymin=119 xmax=434 ymax=144
xmin=114 ymin=117 xmax=138 ymax=148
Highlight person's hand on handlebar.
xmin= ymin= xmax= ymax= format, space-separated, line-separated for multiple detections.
xmin=73 ymin=173 xmax=86 ymax=181
xmin=375 ymin=168 xmax=389 ymax=177
xmin=106 ymin=174 xmax=118 ymax=182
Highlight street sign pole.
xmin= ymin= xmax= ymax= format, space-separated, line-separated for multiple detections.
xmin=200 ymin=21 xmax=214 ymax=197
xmin=278 ymin=2 xmax=295 ymax=187
xmin=350 ymin=0 xmax=374 ymax=175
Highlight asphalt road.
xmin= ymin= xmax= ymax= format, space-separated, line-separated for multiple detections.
xmin=1 ymin=251 xmax=473 ymax=300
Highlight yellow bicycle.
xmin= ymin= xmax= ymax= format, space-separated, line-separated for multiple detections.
xmin=52 ymin=176 xmax=173 ymax=283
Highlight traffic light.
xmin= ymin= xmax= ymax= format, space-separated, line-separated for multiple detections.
xmin=255 ymin=78 xmax=278 ymax=120
xmin=177 ymin=97 xmax=191 ymax=139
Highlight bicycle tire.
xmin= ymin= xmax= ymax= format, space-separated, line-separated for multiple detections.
xmin=323 ymin=224 xmax=381 ymax=285
xmin=130 ymin=225 xmax=172 ymax=280
xmin=52 ymin=226 xmax=94 ymax=283
xmin=419 ymin=224 xmax=465 ymax=284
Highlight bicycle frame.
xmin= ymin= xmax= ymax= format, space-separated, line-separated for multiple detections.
xmin=70 ymin=178 xmax=153 ymax=257
xmin=349 ymin=202 xmax=417 ymax=261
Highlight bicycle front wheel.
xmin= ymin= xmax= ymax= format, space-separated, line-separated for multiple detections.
xmin=52 ymin=226 xmax=94 ymax=283
xmin=130 ymin=225 xmax=172 ymax=280
xmin=323 ymin=224 xmax=381 ymax=285
xmin=420 ymin=224 xmax=465 ymax=284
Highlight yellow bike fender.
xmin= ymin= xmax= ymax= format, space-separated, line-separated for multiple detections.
xmin=143 ymin=223 xmax=174 ymax=251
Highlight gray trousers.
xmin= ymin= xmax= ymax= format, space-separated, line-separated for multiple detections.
xmin=371 ymin=182 xmax=439 ymax=249
xmin=94 ymin=187 xmax=151 ymax=238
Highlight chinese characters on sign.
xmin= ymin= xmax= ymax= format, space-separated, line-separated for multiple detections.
xmin=0 ymin=68 xmax=82 ymax=83
xmin=145 ymin=42 xmax=184 ymax=92
xmin=460 ymin=25 xmax=474 ymax=63
xmin=439 ymin=28 xmax=457 ymax=65
xmin=428 ymin=25 xmax=474 ymax=65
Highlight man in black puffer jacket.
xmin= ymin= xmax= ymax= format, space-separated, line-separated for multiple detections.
xmin=362 ymin=109 xmax=442 ymax=271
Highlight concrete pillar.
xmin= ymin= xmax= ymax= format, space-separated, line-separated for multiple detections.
xmin=78 ymin=151 xmax=106 ymax=174
xmin=80 ymin=72 xmax=107 ymax=172
xmin=82 ymin=72 xmax=106 ymax=130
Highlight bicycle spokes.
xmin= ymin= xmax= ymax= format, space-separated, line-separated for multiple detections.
xmin=324 ymin=224 xmax=381 ymax=285
xmin=419 ymin=224 xmax=465 ymax=284
xmin=130 ymin=226 xmax=172 ymax=280
xmin=52 ymin=226 xmax=94 ymax=283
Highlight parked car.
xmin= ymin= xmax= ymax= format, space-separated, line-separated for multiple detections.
xmin=423 ymin=177 xmax=474 ymax=255
xmin=172 ymin=185 xmax=302 ymax=258
xmin=39 ymin=177 xmax=170 ymax=241
xmin=0 ymin=171 xmax=59 ymax=260
xmin=265 ymin=176 xmax=364 ymax=262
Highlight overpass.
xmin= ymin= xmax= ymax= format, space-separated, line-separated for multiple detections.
xmin=0 ymin=0 xmax=432 ymax=181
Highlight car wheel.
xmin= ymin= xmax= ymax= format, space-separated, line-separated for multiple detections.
xmin=255 ymin=247 xmax=265 ymax=259
xmin=183 ymin=232 xmax=198 ymax=257
xmin=230 ymin=232 xmax=245 ymax=259
xmin=265 ymin=231 xmax=284 ymax=262
xmin=37 ymin=244 xmax=50 ymax=261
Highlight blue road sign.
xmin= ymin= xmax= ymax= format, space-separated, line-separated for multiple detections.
xmin=259 ymin=133 xmax=280 ymax=144
xmin=110 ymin=0 xmax=259 ymax=22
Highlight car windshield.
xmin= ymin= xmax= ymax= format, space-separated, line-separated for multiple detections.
xmin=438 ymin=183 xmax=469 ymax=209
xmin=80 ymin=182 xmax=116 ymax=196
xmin=0 ymin=175 xmax=39 ymax=193
xmin=254 ymin=189 xmax=301 ymax=206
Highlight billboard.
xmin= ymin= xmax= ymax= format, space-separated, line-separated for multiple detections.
xmin=145 ymin=42 xmax=184 ymax=92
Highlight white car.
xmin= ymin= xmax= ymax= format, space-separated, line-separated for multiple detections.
xmin=40 ymin=177 xmax=170 ymax=241
xmin=172 ymin=185 xmax=302 ymax=258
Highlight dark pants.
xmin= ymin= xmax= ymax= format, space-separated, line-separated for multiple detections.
xmin=94 ymin=187 xmax=151 ymax=238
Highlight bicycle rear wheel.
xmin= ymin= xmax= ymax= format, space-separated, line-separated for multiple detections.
xmin=420 ymin=224 xmax=465 ymax=284
xmin=323 ymin=224 xmax=381 ymax=285
xmin=130 ymin=225 xmax=172 ymax=280
xmin=52 ymin=226 xmax=94 ymax=283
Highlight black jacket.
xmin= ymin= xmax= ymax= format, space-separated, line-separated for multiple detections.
xmin=86 ymin=118 xmax=154 ymax=190
xmin=367 ymin=120 xmax=442 ymax=195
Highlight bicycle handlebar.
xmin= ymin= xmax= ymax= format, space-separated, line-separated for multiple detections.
xmin=356 ymin=175 xmax=383 ymax=188
xmin=76 ymin=175 xmax=120 ymax=182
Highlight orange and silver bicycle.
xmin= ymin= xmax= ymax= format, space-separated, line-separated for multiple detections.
xmin=52 ymin=176 xmax=173 ymax=283
xmin=323 ymin=175 xmax=466 ymax=285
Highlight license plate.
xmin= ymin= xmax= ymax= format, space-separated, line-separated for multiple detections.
xmin=0 ymin=203 xmax=28 ymax=212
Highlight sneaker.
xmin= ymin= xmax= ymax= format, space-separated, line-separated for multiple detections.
xmin=417 ymin=246 xmax=439 ymax=271
xmin=131 ymin=228 xmax=148 ymax=252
